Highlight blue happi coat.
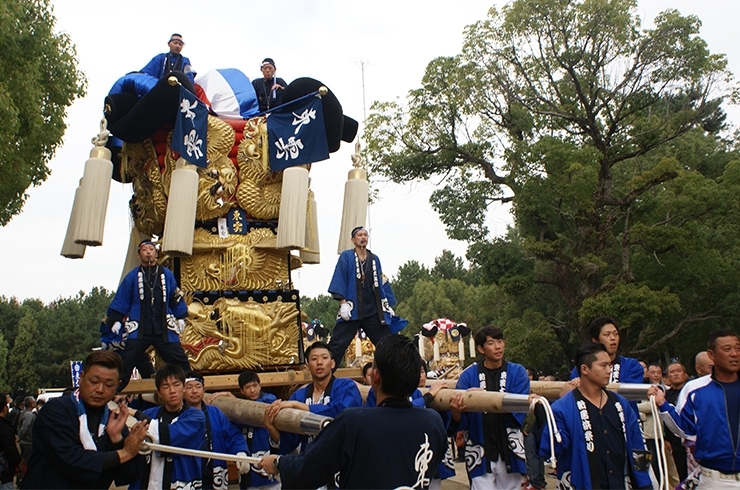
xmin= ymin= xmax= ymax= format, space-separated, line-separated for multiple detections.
xmin=236 ymin=392 xmax=280 ymax=489
xmin=328 ymin=249 xmax=406 ymax=332
xmin=202 ymin=404 xmax=247 ymax=490
xmin=107 ymin=266 xmax=187 ymax=343
xmin=132 ymin=405 xmax=205 ymax=490
xmin=141 ymin=53 xmax=195 ymax=83
xmin=569 ymin=355 xmax=644 ymax=416
xmin=456 ymin=360 xmax=530 ymax=479
xmin=280 ymin=377 xmax=362 ymax=455
xmin=540 ymin=390 xmax=651 ymax=490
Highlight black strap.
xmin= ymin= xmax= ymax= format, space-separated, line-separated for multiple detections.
xmin=367 ymin=250 xmax=386 ymax=326
xmin=572 ymin=389 xmax=606 ymax=488
xmin=243 ymin=426 xmax=254 ymax=453
xmin=157 ymin=404 xmax=186 ymax=490
xmin=164 ymin=54 xmax=183 ymax=75
xmin=202 ymin=406 xmax=214 ymax=489
xmin=159 ymin=271 xmax=169 ymax=344
xmin=354 ymin=252 xmax=363 ymax=322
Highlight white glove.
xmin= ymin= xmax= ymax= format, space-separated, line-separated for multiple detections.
xmin=176 ymin=319 xmax=186 ymax=335
xmin=386 ymin=306 xmax=395 ymax=317
xmin=235 ymin=452 xmax=250 ymax=474
xmin=339 ymin=303 xmax=352 ymax=321
xmin=111 ymin=321 xmax=121 ymax=335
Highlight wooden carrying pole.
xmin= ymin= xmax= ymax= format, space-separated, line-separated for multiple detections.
xmin=205 ymin=394 xmax=331 ymax=436
xmin=528 ymin=381 xmax=652 ymax=401
xmin=419 ymin=388 xmax=532 ymax=414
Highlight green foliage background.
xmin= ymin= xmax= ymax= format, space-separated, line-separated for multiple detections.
xmin=0 ymin=0 xmax=86 ymax=225
xmin=0 ymin=288 xmax=113 ymax=396
xmin=358 ymin=0 xmax=740 ymax=375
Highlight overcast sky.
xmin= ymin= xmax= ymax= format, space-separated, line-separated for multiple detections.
xmin=1 ymin=0 xmax=738 ymax=303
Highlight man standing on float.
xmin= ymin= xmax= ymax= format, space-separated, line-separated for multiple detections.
xmin=105 ymin=240 xmax=191 ymax=391
xmin=327 ymin=227 xmax=403 ymax=366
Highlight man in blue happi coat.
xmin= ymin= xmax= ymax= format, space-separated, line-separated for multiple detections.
xmin=328 ymin=226 xmax=403 ymax=366
xmin=105 ymin=240 xmax=191 ymax=391
xmin=184 ymin=371 xmax=247 ymax=490
xmin=448 ymin=325 xmax=530 ymax=490
xmin=141 ymin=33 xmax=196 ymax=85
xmin=541 ymin=342 xmax=652 ymax=490
xmin=234 ymin=371 xmax=281 ymax=490
xmin=133 ymin=364 xmax=206 ymax=490
xmin=562 ymin=316 xmax=644 ymax=416
xmin=264 ymin=342 xmax=363 ymax=457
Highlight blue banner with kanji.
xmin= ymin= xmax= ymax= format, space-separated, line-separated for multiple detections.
xmin=172 ymin=85 xmax=208 ymax=168
xmin=267 ymin=94 xmax=329 ymax=171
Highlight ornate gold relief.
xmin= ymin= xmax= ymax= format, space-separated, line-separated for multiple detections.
xmin=179 ymin=298 xmax=300 ymax=371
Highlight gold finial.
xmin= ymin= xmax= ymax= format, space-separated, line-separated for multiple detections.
xmin=318 ymin=86 xmax=328 ymax=96
xmin=349 ymin=139 xmax=367 ymax=180
xmin=168 ymin=76 xmax=180 ymax=86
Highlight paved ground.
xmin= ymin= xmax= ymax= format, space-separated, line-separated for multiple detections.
xmin=441 ymin=461 xmax=558 ymax=489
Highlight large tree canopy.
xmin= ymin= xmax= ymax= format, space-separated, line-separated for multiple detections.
xmin=365 ymin=0 xmax=740 ymax=362
xmin=0 ymin=0 xmax=86 ymax=225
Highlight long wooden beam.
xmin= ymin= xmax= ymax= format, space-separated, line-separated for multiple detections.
xmin=120 ymin=367 xmax=364 ymax=394
xmin=205 ymin=394 xmax=331 ymax=435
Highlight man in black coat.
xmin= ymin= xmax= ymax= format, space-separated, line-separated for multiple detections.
xmin=252 ymin=58 xmax=287 ymax=112
xmin=21 ymin=351 xmax=149 ymax=489
xmin=259 ymin=334 xmax=448 ymax=489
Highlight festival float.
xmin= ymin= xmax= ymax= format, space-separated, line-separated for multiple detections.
xmin=56 ymin=66 xmax=672 ymax=489
xmin=61 ymin=66 xmax=374 ymax=385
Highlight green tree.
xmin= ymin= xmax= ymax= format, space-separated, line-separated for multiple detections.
xmin=391 ymin=260 xmax=432 ymax=304
xmin=8 ymin=310 xmax=40 ymax=394
xmin=0 ymin=0 xmax=87 ymax=224
xmin=431 ymin=250 xmax=478 ymax=285
xmin=34 ymin=288 xmax=113 ymax=387
xmin=364 ymin=0 xmax=739 ymax=359
xmin=301 ymin=294 xmax=337 ymax=335
xmin=0 ymin=331 xmax=10 ymax=394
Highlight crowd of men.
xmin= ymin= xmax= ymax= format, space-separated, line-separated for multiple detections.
xmin=0 ymin=319 xmax=740 ymax=490
xmin=2 ymin=320 xmax=737 ymax=490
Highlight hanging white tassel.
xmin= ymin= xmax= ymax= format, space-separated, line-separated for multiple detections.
xmin=458 ymin=339 xmax=465 ymax=363
xmin=337 ymin=141 xmax=368 ymax=253
xmin=276 ymin=165 xmax=309 ymax=249
xmin=300 ymin=187 xmax=320 ymax=264
xmin=433 ymin=341 xmax=440 ymax=363
xmin=470 ymin=337 xmax=476 ymax=358
xmin=419 ymin=336 xmax=426 ymax=359
xmin=60 ymin=180 xmax=86 ymax=259
xmin=119 ymin=227 xmax=148 ymax=285
xmin=74 ymin=120 xmax=113 ymax=246
xmin=162 ymin=158 xmax=199 ymax=257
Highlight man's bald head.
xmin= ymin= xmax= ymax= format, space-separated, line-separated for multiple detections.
xmin=695 ymin=351 xmax=713 ymax=376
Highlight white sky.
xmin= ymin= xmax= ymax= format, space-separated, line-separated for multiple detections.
xmin=0 ymin=0 xmax=737 ymax=303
